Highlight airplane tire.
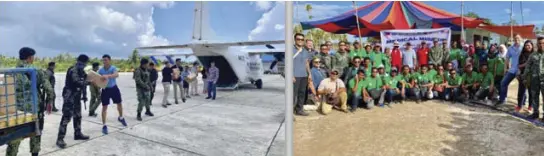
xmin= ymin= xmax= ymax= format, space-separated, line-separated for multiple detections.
xmin=255 ymin=79 xmax=263 ymax=89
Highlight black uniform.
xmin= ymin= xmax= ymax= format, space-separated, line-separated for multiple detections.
xmin=46 ymin=68 xmax=58 ymax=111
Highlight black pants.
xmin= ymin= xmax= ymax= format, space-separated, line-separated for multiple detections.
xmin=294 ymin=77 xmax=308 ymax=112
xmin=150 ymin=82 xmax=157 ymax=101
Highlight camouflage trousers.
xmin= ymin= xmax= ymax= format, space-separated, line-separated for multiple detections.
xmin=137 ymin=89 xmax=151 ymax=113
xmin=57 ymin=89 xmax=83 ymax=140
xmin=6 ymin=113 xmax=45 ymax=156
xmin=89 ymin=91 xmax=101 ymax=115
xmin=150 ymin=82 xmax=156 ymax=104
xmin=529 ymin=77 xmax=544 ymax=115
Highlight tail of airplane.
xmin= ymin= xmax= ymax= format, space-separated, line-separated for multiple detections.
xmin=192 ymin=1 xmax=215 ymax=41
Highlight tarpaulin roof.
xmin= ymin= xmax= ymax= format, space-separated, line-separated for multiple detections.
xmin=301 ymin=1 xmax=484 ymax=37
xmin=480 ymin=25 xmax=536 ymax=39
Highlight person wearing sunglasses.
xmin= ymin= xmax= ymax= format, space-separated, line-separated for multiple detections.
xmin=342 ymin=56 xmax=363 ymax=85
xmin=317 ymin=44 xmax=332 ymax=72
xmin=365 ymin=68 xmax=386 ymax=107
xmin=317 ymin=69 xmax=348 ymax=114
xmin=445 ymin=69 xmax=462 ymax=102
xmin=304 ymin=57 xmax=328 ymax=111
xmin=293 ymin=33 xmax=313 ymax=116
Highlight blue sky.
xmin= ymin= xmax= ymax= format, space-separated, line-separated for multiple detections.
xmin=296 ymin=1 xmax=544 ymax=28
xmin=0 ymin=1 xmax=285 ymax=59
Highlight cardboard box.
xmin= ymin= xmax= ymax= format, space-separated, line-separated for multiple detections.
xmin=173 ymin=68 xmax=180 ymax=80
xmin=87 ymin=71 xmax=108 ymax=89
xmin=0 ymin=76 xmax=17 ymax=116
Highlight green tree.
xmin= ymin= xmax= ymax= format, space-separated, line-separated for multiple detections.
xmin=464 ymin=12 xmax=494 ymax=25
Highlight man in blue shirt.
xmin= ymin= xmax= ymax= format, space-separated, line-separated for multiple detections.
xmin=497 ymin=34 xmax=523 ymax=106
xmin=99 ymin=54 xmax=127 ymax=135
xmin=293 ymin=33 xmax=312 ymax=116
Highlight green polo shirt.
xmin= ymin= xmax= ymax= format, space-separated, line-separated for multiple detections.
xmin=348 ymin=78 xmax=367 ymax=96
xmin=415 ymin=72 xmax=433 ymax=85
xmin=433 ymin=74 xmax=446 ymax=84
xmin=428 ymin=69 xmax=437 ymax=78
xmin=488 ymin=57 xmax=506 ymax=76
xmin=349 ymin=49 xmax=367 ymax=59
xmin=384 ymin=75 xmax=401 ymax=89
xmin=365 ymin=76 xmax=383 ymax=90
xmin=369 ymin=51 xmax=386 ymax=67
xmin=399 ymin=73 xmax=413 ymax=88
xmin=462 ymin=72 xmax=481 ymax=85
xmin=447 ymin=76 xmax=463 ymax=86
xmin=480 ymin=72 xmax=494 ymax=88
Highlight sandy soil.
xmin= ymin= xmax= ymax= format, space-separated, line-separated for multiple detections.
xmin=294 ymin=80 xmax=544 ymax=156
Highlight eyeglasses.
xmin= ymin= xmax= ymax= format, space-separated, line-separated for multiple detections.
xmin=296 ymin=38 xmax=304 ymax=41
xmin=331 ymin=72 xmax=338 ymax=75
xmin=313 ymin=61 xmax=320 ymax=63
xmin=354 ymin=60 xmax=361 ymax=63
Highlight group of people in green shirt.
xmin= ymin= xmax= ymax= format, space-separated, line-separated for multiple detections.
xmin=308 ymin=39 xmax=509 ymax=113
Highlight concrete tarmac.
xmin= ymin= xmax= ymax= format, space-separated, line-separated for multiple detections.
xmin=0 ymin=73 xmax=286 ymax=156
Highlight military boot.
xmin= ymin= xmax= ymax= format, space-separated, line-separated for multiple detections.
xmin=145 ymin=111 xmax=154 ymax=116
xmin=74 ymin=133 xmax=90 ymax=140
xmin=56 ymin=139 xmax=66 ymax=148
xmin=137 ymin=113 xmax=142 ymax=121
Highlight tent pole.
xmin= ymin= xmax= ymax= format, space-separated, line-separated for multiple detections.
xmin=510 ymin=1 xmax=513 ymax=41
xmin=352 ymin=1 xmax=363 ymax=45
xmin=461 ymin=1 xmax=465 ymax=42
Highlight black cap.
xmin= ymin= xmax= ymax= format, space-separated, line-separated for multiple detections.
xmin=92 ymin=62 xmax=100 ymax=68
xmin=77 ymin=55 xmax=89 ymax=63
xmin=19 ymin=47 xmax=36 ymax=60
xmin=48 ymin=62 xmax=56 ymax=67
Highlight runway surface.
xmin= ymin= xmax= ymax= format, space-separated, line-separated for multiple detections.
xmin=0 ymin=73 xmax=286 ymax=156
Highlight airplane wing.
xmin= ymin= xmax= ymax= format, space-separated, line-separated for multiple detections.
xmin=136 ymin=44 xmax=191 ymax=50
xmin=135 ymin=40 xmax=284 ymax=50
xmin=198 ymin=40 xmax=284 ymax=47
xmin=242 ymin=49 xmax=284 ymax=54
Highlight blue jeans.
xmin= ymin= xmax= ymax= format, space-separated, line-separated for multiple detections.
xmin=499 ymin=72 xmax=526 ymax=106
xmin=207 ymin=81 xmax=216 ymax=99
xmin=385 ymin=89 xmax=400 ymax=103
xmin=445 ymin=88 xmax=460 ymax=101
xmin=351 ymin=94 xmax=362 ymax=109
xmin=405 ymin=88 xmax=421 ymax=100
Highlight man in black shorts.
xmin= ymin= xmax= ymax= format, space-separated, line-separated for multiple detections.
xmin=98 ymin=55 xmax=127 ymax=135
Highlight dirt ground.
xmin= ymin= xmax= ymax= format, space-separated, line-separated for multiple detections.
xmin=294 ymin=80 xmax=544 ymax=156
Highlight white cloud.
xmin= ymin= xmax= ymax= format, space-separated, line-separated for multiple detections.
xmin=248 ymin=2 xmax=285 ymax=42
xmin=0 ymin=2 xmax=174 ymax=58
xmin=274 ymin=24 xmax=285 ymax=30
xmin=253 ymin=1 xmax=273 ymax=11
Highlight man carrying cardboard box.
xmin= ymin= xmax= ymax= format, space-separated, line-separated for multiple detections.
xmin=6 ymin=47 xmax=55 ymax=156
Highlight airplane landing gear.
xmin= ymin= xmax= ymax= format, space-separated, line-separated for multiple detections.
xmin=255 ymin=79 xmax=262 ymax=89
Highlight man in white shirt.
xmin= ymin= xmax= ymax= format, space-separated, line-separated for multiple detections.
xmin=317 ymin=69 xmax=348 ymax=114
xmin=402 ymin=42 xmax=418 ymax=71
xmin=189 ymin=62 xmax=200 ymax=96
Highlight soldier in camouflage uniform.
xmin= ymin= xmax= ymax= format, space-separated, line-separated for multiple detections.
xmin=88 ymin=62 xmax=101 ymax=117
xmin=523 ymin=37 xmax=544 ymax=121
xmin=317 ymin=44 xmax=333 ymax=72
xmin=332 ymin=41 xmax=350 ymax=78
xmin=46 ymin=61 xmax=59 ymax=112
xmin=56 ymin=55 xmax=91 ymax=149
xmin=134 ymin=58 xmax=154 ymax=121
xmin=430 ymin=38 xmax=445 ymax=66
xmin=6 ymin=47 xmax=55 ymax=156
